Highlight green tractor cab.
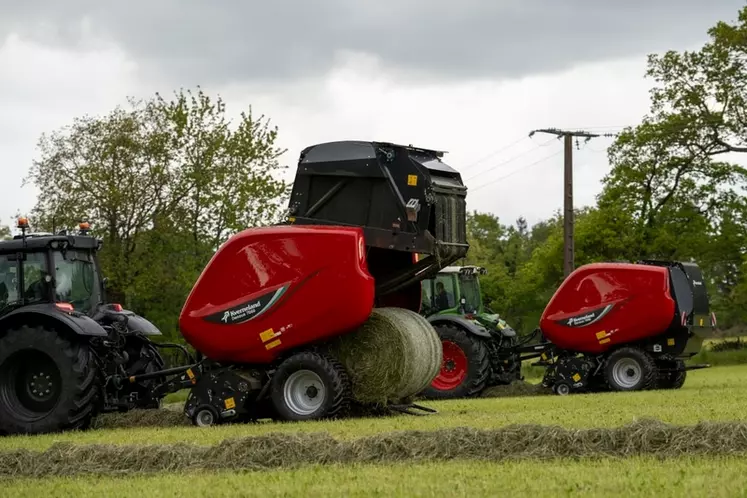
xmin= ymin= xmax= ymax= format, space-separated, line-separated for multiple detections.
xmin=418 ymin=265 xmax=522 ymax=399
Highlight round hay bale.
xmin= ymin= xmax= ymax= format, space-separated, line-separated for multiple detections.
xmin=386 ymin=308 xmax=442 ymax=395
xmin=325 ymin=307 xmax=442 ymax=405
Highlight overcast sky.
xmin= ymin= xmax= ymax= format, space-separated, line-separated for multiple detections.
xmin=1 ymin=0 xmax=744 ymax=230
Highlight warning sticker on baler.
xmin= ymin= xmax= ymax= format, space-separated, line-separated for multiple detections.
xmin=260 ymin=328 xmax=278 ymax=342
xmin=265 ymin=339 xmax=282 ymax=350
xmin=204 ymin=285 xmax=288 ymax=325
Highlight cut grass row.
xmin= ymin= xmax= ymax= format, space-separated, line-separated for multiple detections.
xmin=2 ymin=364 xmax=746 ymax=451
xmin=5 ymin=456 xmax=747 ymax=497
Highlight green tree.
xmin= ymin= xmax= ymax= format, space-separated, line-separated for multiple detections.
xmin=25 ymin=87 xmax=290 ymax=337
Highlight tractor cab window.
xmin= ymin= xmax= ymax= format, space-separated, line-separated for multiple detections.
xmin=22 ymin=252 xmax=50 ymax=302
xmin=421 ymin=279 xmax=434 ymax=313
xmin=53 ymin=250 xmax=99 ymax=314
xmin=0 ymin=257 xmax=19 ymax=307
xmin=459 ymin=273 xmax=481 ymax=313
xmin=434 ymin=274 xmax=456 ymax=311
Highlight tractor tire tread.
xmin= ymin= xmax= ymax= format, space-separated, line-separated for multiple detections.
xmin=420 ymin=323 xmax=491 ymax=400
xmin=0 ymin=325 xmax=100 ymax=435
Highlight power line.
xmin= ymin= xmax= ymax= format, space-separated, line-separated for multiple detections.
xmin=528 ymin=128 xmax=615 ymax=278
xmin=460 ymin=135 xmax=529 ymax=172
xmin=464 ymin=136 xmax=556 ymax=182
xmin=469 ymin=148 xmax=563 ymax=193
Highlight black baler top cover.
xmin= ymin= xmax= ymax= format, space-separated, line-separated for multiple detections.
xmin=287 ymin=140 xmax=468 ymax=259
xmin=285 ymin=140 xmax=469 ymax=296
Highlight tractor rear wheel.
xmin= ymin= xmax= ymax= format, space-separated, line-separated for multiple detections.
xmin=0 ymin=325 xmax=99 ymax=435
xmin=603 ymin=347 xmax=657 ymax=392
xmin=270 ymin=351 xmax=351 ymax=421
xmin=420 ymin=324 xmax=490 ymax=399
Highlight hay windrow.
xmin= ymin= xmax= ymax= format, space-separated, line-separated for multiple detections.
xmin=91 ymin=407 xmax=191 ymax=430
xmin=326 ymin=307 xmax=442 ymax=405
xmin=3 ymin=419 xmax=747 ymax=478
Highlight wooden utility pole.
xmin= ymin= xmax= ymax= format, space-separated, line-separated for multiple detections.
xmin=528 ymin=128 xmax=609 ymax=278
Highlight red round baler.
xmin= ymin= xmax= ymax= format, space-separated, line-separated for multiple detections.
xmin=179 ymin=225 xmax=375 ymax=364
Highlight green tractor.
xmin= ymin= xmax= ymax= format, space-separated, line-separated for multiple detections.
xmin=418 ymin=265 xmax=523 ymax=399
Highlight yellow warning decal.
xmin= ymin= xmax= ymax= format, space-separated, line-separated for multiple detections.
xmin=407 ymin=174 xmax=418 ymax=186
xmin=265 ymin=339 xmax=282 ymax=350
xmin=667 ymin=338 xmax=675 ymax=346
xmin=595 ymin=331 xmax=607 ymax=339
xmin=699 ymin=318 xmax=704 ymax=326
xmin=599 ymin=338 xmax=611 ymax=345
xmin=540 ymin=352 xmax=547 ymax=361
xmin=572 ymin=373 xmax=581 ymax=382
xmin=287 ymin=217 xmax=296 ymax=223
xmin=224 ymin=397 xmax=236 ymax=410
xmin=186 ymin=368 xmax=196 ymax=385
xmin=259 ymin=328 xmax=277 ymax=343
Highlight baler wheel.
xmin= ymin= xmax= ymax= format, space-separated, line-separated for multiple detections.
xmin=658 ymin=369 xmax=687 ymax=390
xmin=603 ymin=347 xmax=657 ymax=392
xmin=192 ymin=404 xmax=219 ymax=427
xmin=270 ymin=351 xmax=351 ymax=421
xmin=420 ymin=324 xmax=490 ymax=400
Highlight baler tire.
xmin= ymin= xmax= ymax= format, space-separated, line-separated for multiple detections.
xmin=658 ymin=369 xmax=687 ymax=390
xmin=192 ymin=405 xmax=220 ymax=427
xmin=603 ymin=347 xmax=657 ymax=392
xmin=0 ymin=325 xmax=100 ymax=435
xmin=270 ymin=351 xmax=351 ymax=422
xmin=420 ymin=324 xmax=490 ymax=400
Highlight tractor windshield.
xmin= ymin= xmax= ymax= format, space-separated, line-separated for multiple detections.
xmin=53 ymin=250 xmax=101 ymax=314
xmin=459 ymin=274 xmax=482 ymax=314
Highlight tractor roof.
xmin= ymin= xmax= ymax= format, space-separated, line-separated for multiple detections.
xmin=438 ymin=265 xmax=487 ymax=276
xmin=0 ymin=233 xmax=100 ymax=254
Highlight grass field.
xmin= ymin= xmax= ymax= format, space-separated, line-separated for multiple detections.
xmin=1 ymin=360 xmax=746 ymax=496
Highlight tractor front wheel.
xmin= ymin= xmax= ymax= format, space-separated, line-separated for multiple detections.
xmin=0 ymin=325 xmax=99 ymax=435
xmin=270 ymin=351 xmax=351 ymax=421
xmin=420 ymin=324 xmax=490 ymax=399
xmin=603 ymin=347 xmax=657 ymax=392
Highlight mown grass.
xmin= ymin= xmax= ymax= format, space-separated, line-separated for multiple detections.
xmin=2 ymin=364 xmax=746 ymax=451
xmin=5 ymin=456 xmax=747 ymax=497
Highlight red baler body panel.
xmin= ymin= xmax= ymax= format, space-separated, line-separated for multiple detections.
xmin=540 ymin=263 xmax=676 ymax=354
xmin=178 ymin=225 xmax=375 ymax=364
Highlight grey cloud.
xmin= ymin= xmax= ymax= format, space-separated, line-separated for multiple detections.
xmin=0 ymin=0 xmax=744 ymax=85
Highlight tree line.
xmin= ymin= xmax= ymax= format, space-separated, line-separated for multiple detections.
xmin=21 ymin=6 xmax=747 ymax=338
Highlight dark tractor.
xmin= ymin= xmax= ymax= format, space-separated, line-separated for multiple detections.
xmin=0 ymin=218 xmax=179 ymax=435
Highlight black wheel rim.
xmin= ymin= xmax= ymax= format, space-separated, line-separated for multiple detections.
xmin=0 ymin=349 xmax=62 ymax=422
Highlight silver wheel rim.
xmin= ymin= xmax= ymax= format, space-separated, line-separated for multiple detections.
xmin=557 ymin=384 xmax=570 ymax=395
xmin=612 ymin=358 xmax=642 ymax=388
xmin=283 ymin=369 xmax=326 ymax=416
xmin=196 ymin=409 xmax=214 ymax=427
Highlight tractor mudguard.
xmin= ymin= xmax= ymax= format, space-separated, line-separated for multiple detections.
xmin=93 ymin=306 xmax=163 ymax=336
xmin=0 ymin=303 xmax=108 ymax=337
xmin=122 ymin=312 xmax=162 ymax=336
xmin=426 ymin=315 xmax=491 ymax=338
